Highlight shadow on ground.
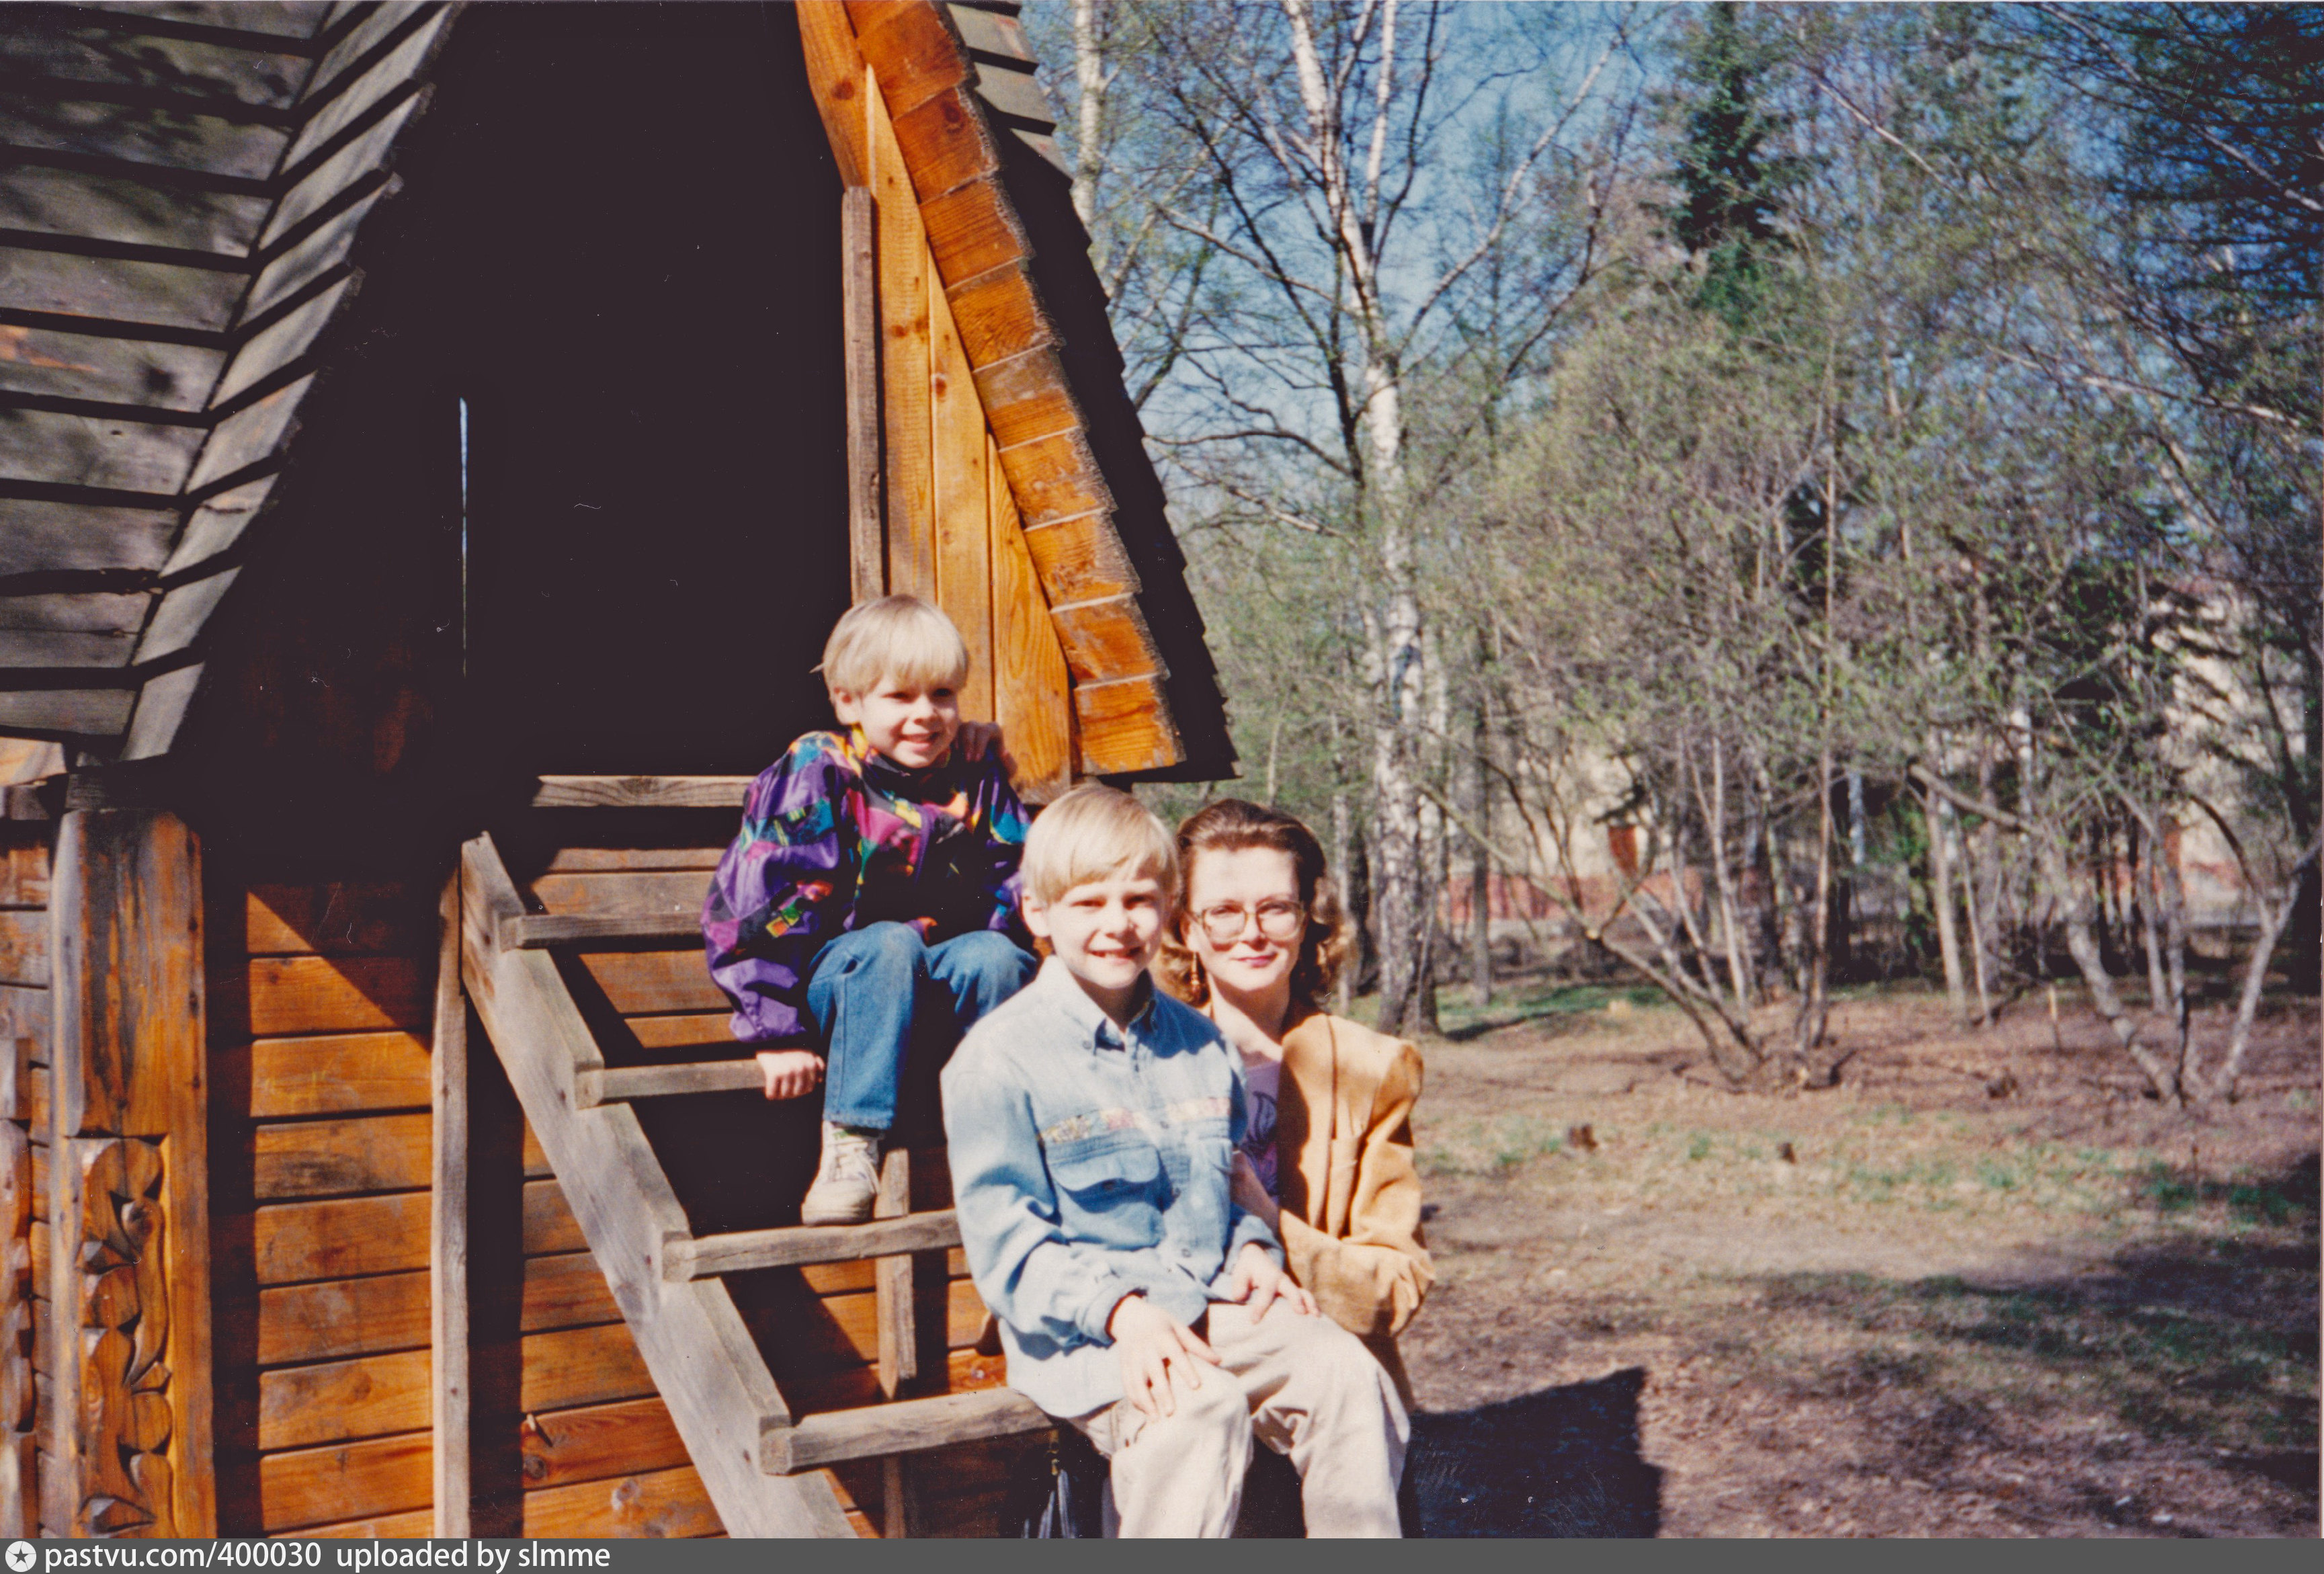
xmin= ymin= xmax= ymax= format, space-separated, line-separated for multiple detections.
xmin=1406 ymin=1367 xmax=1664 ymax=1536
xmin=1238 ymin=1366 xmax=1663 ymax=1536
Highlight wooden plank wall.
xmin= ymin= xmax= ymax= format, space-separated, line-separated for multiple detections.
xmin=0 ymin=823 xmax=48 ymax=1537
xmin=201 ymin=862 xmax=754 ymax=1539
xmin=209 ymin=872 xmax=441 ymax=1538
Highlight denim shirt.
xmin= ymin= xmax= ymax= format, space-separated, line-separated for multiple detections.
xmin=940 ymin=958 xmax=1283 ymax=1417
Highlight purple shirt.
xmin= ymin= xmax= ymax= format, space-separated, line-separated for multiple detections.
xmin=702 ymin=728 xmax=1032 ymax=1044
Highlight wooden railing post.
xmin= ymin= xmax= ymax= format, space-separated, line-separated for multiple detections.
xmin=46 ymin=809 xmax=213 ymax=1537
xmin=844 ymin=183 xmax=886 ymax=605
xmin=431 ymin=868 xmax=470 ymax=1538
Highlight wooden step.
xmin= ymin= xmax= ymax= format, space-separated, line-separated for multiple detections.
xmin=532 ymin=775 xmax=754 ymax=811
xmin=763 ymin=1388 xmax=1050 ymax=1474
xmin=500 ymin=911 xmax=702 ymax=949
xmin=575 ymin=1060 xmax=765 ymax=1107
xmin=667 ymin=1211 xmax=962 ymax=1280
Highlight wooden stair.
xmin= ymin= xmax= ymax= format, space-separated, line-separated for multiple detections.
xmin=458 ymin=784 xmax=1048 ymax=1537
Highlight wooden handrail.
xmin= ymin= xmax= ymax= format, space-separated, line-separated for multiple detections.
xmin=499 ymin=911 xmax=702 ymax=949
xmin=764 ymin=1389 xmax=1049 ymax=1474
xmin=667 ymin=1211 xmax=962 ymax=1280
xmin=575 ymin=1060 xmax=765 ymax=1108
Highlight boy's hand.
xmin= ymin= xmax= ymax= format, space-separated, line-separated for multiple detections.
xmin=1222 ymin=1242 xmax=1315 ymax=1323
xmin=1106 ymin=1294 xmax=1220 ymax=1419
xmin=755 ymin=1048 xmax=825 ymax=1101
xmin=955 ymin=720 xmax=1016 ymax=778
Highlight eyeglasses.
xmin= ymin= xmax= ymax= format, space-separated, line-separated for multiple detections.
xmin=1193 ymin=899 xmax=1306 ymax=947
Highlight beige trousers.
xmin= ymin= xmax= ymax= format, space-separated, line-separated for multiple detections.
xmin=1067 ymin=1300 xmax=1409 ymax=1538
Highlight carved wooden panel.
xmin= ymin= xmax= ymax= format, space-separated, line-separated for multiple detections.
xmin=46 ymin=810 xmax=211 ymax=1537
xmin=0 ymin=1118 xmax=32 ymax=1536
xmin=69 ymin=1137 xmax=173 ymax=1536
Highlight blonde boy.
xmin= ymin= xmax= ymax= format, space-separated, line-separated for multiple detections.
xmin=702 ymin=596 xmax=1036 ymax=1225
xmin=942 ymin=785 xmax=1408 ymax=1536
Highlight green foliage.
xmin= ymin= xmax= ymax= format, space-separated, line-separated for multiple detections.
xmin=1663 ymin=2 xmax=1803 ymax=327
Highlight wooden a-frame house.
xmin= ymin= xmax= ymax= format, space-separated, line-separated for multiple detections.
xmin=0 ymin=0 xmax=1235 ymax=1538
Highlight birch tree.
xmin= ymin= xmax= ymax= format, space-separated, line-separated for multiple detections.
xmin=1044 ymin=0 xmax=1644 ymax=1032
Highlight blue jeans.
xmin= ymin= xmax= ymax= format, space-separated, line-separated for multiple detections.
xmin=807 ymin=922 xmax=1036 ymax=1134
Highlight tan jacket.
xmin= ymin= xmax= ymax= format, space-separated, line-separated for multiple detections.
xmin=1273 ymin=1010 xmax=1432 ymax=1407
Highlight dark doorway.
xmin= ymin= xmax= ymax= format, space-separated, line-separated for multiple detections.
xmin=182 ymin=3 xmax=853 ymax=861
xmin=412 ymin=1 xmax=852 ymax=776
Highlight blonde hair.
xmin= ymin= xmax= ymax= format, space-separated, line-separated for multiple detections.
xmin=820 ymin=595 xmax=970 ymax=697
xmin=1022 ymin=784 xmax=1180 ymax=906
xmin=1156 ymin=798 xmax=1352 ymax=1012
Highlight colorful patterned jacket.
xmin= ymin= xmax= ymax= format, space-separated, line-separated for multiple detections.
xmin=702 ymin=728 xmax=1032 ymax=1044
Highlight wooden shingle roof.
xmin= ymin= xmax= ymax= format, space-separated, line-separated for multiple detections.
xmin=0 ymin=0 xmax=457 ymax=761
xmin=802 ymin=0 xmax=1236 ymax=782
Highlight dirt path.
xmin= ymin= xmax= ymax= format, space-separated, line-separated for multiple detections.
xmin=1394 ymin=984 xmax=2320 ymax=1537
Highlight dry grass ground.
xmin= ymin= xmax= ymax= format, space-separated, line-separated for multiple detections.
xmin=1391 ymin=977 xmax=2320 ymax=1538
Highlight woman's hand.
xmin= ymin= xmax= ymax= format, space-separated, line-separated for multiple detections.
xmin=1222 ymin=1241 xmax=1315 ymax=1322
xmin=755 ymin=1048 xmax=825 ymax=1101
xmin=1230 ymin=1151 xmax=1282 ymax=1233
xmin=1106 ymin=1294 xmax=1221 ymax=1419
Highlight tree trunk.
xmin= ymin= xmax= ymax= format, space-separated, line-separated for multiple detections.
xmin=1331 ymin=786 xmax=1354 ymax=1014
xmin=1281 ymin=0 xmax=1425 ymax=1037
xmin=2134 ymin=816 xmax=2170 ymax=1014
xmin=1960 ymin=818 xmax=1995 ymax=1027
xmin=1926 ymin=784 xmax=1968 ymax=1023
xmin=1759 ymin=773 xmax=1804 ymax=999
xmin=2038 ymin=830 xmax=2182 ymax=1104
xmin=1831 ymin=771 xmax=1859 ymax=982
xmin=2090 ymin=821 xmax=2121 ymax=977
xmin=1415 ymin=626 xmax=1450 ymax=1034
xmin=1972 ymin=744 xmax=2003 ymax=1018
xmin=2287 ymin=860 xmax=2321 ymax=995
xmin=1698 ymin=738 xmax=1755 ymax=1010
xmin=1471 ymin=696 xmax=1493 ymax=1008
xmin=2156 ymin=821 xmax=2191 ymax=1072
xmin=1794 ymin=744 xmax=1835 ymax=1063
xmin=1368 ymin=638 xmax=1426 ymax=1034
xmin=1071 ymin=0 xmax=1106 ymax=257
xmin=1742 ymin=782 xmax=1772 ymax=991
xmin=1362 ymin=425 xmax=1426 ymax=1036
xmin=2202 ymin=844 xmax=2321 ymax=1102
xmin=2281 ymin=634 xmax=2320 ymax=993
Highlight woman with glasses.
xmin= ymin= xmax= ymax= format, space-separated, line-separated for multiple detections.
xmin=1156 ymin=798 xmax=1432 ymax=1409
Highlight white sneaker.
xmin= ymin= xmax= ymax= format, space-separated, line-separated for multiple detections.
xmin=800 ymin=1121 xmax=882 ymax=1225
